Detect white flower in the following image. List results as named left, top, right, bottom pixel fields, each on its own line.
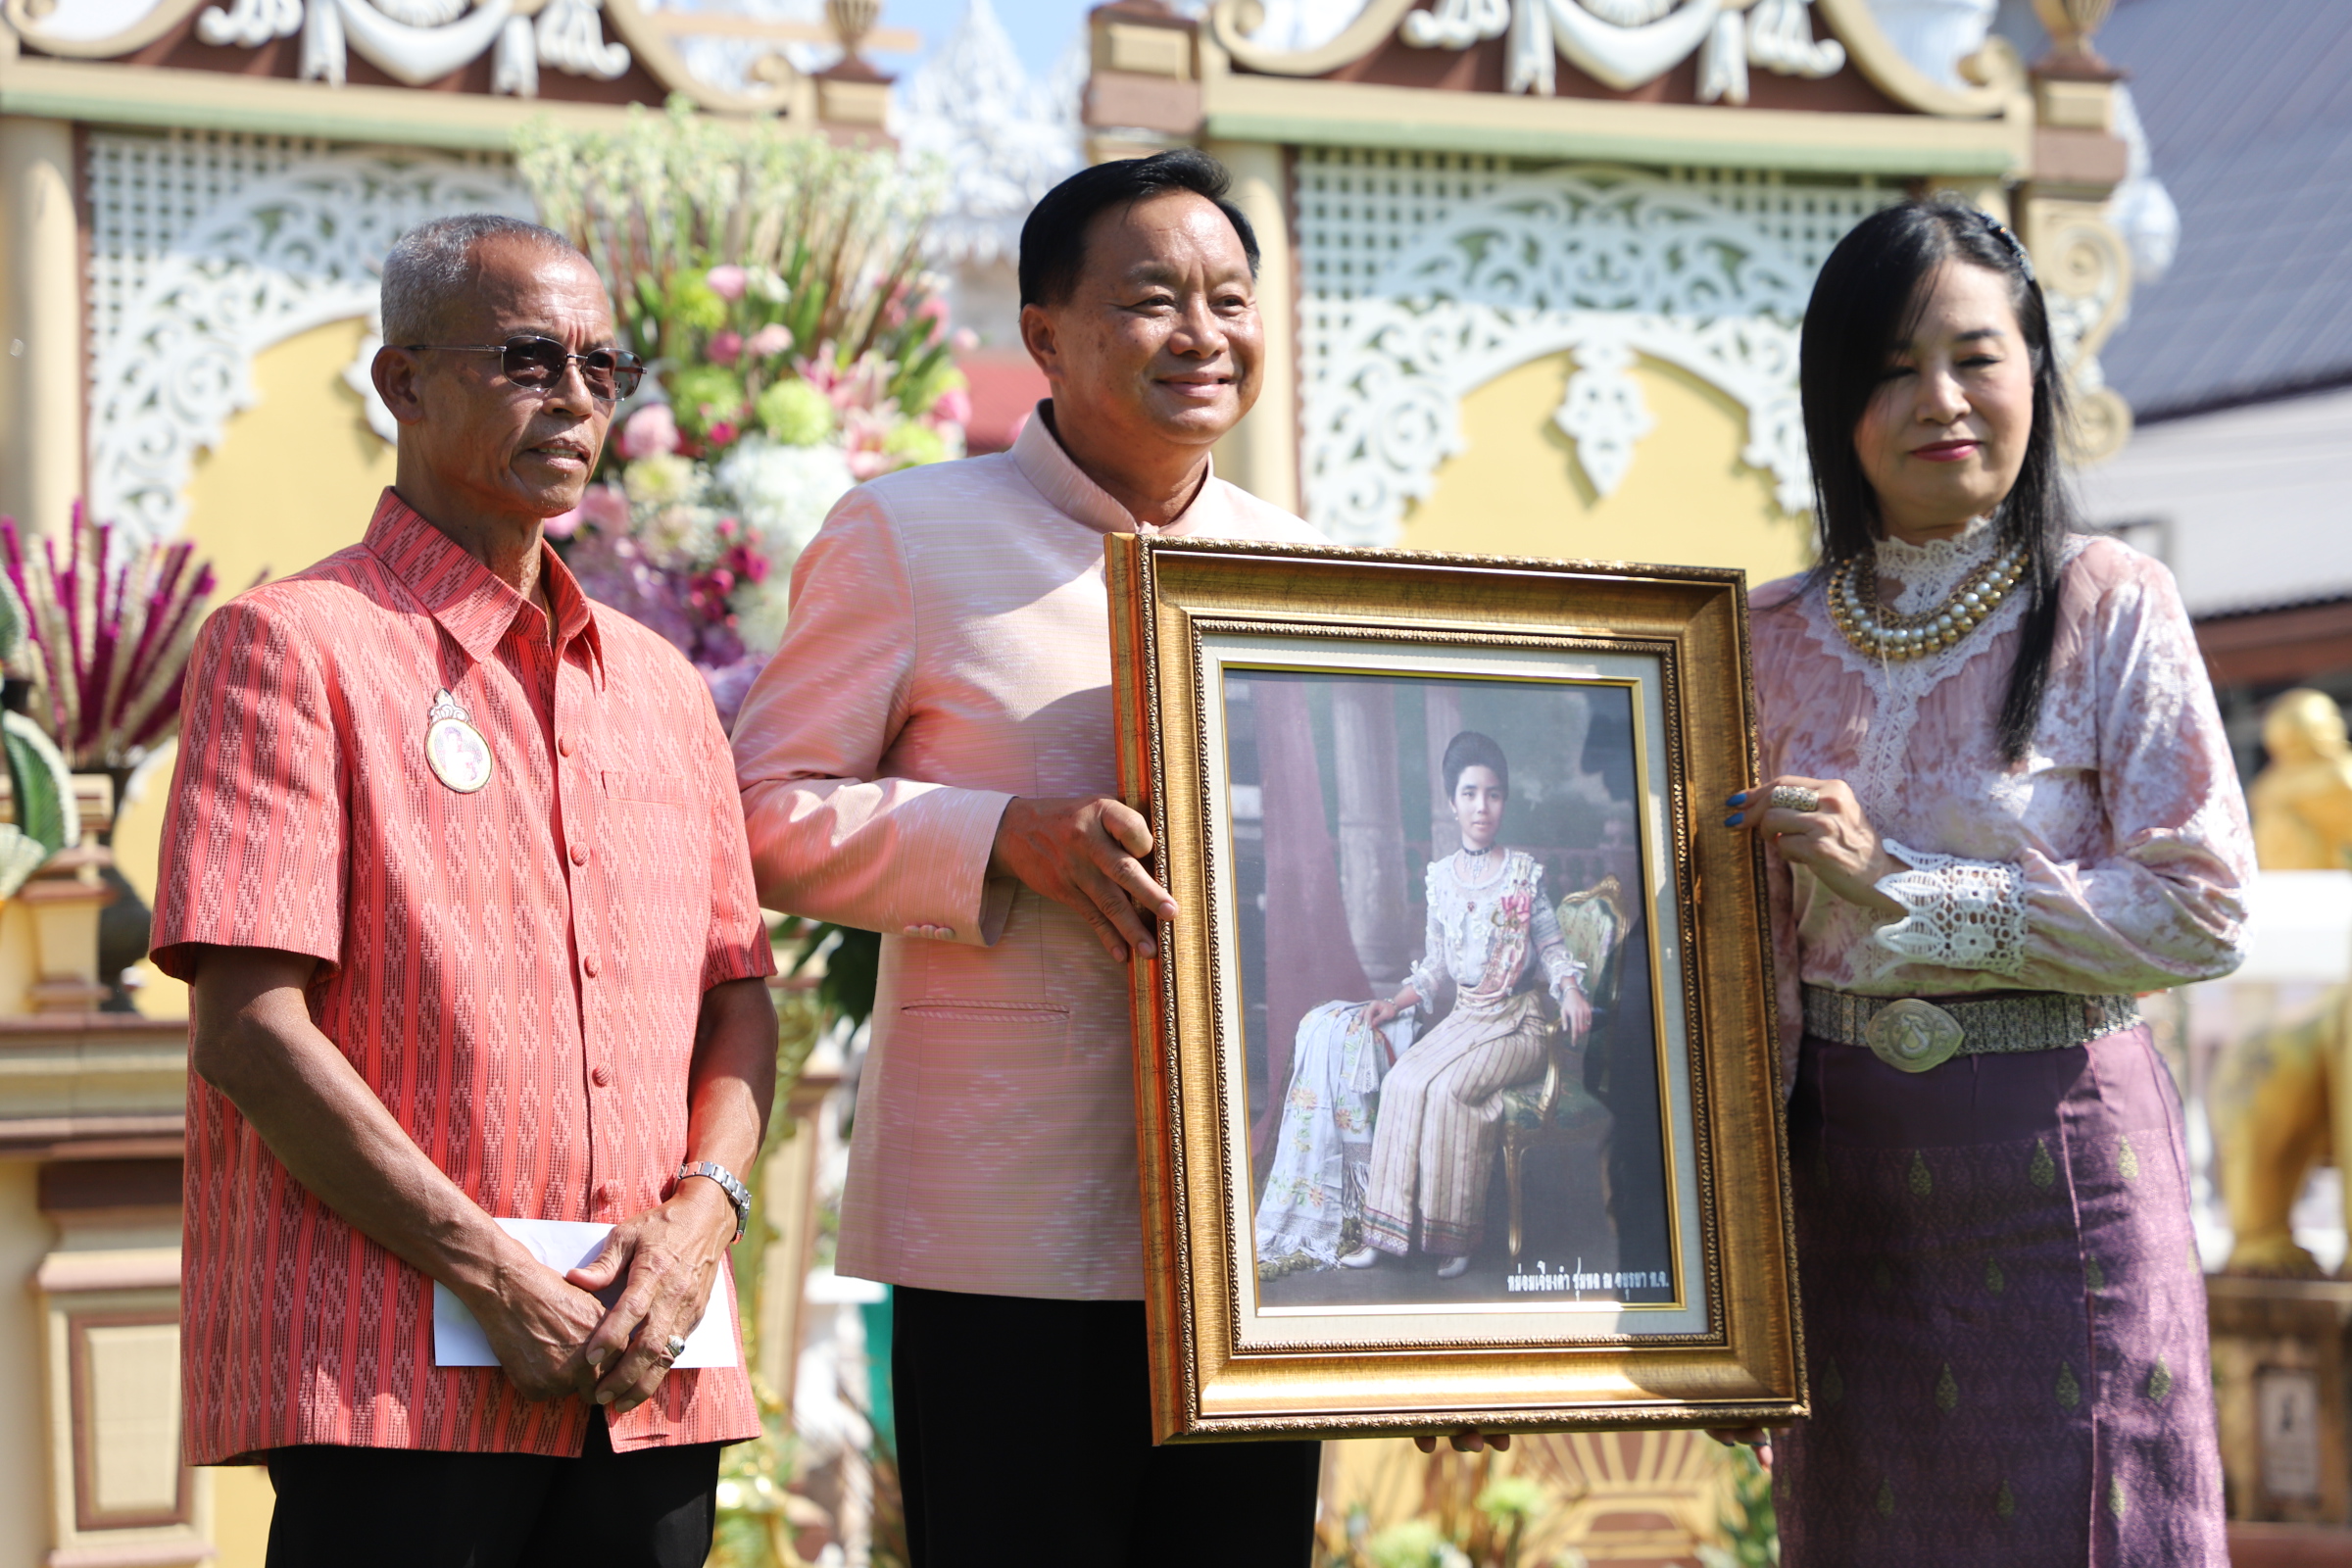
left=713, top=435, right=856, bottom=572
left=731, top=575, right=795, bottom=660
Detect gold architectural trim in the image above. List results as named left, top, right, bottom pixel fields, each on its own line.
left=1200, top=64, right=2031, bottom=174
left=599, top=0, right=811, bottom=119
left=0, top=51, right=652, bottom=147
left=1202, top=0, right=1416, bottom=76
left=1, top=0, right=206, bottom=59
left=1812, top=0, right=2024, bottom=118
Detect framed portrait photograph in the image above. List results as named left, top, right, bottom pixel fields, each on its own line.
left=1106, top=537, right=1801, bottom=1443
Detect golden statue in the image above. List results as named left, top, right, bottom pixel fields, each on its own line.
left=2249, top=689, right=2352, bottom=871
left=2215, top=690, right=2352, bottom=1276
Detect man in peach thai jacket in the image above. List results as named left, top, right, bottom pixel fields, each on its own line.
left=732, top=153, right=1323, bottom=1564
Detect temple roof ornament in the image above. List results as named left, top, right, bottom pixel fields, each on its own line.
left=894, top=0, right=1082, bottom=269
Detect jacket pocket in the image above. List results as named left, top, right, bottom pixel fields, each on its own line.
left=900, top=1001, right=1071, bottom=1024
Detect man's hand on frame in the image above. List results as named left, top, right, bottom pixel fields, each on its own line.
left=989, top=795, right=1178, bottom=962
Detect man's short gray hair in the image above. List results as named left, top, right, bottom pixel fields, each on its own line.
left=380, top=213, right=588, bottom=345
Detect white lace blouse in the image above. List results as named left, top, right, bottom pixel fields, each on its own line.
left=1402, top=850, right=1585, bottom=1018
left=1749, top=521, right=2254, bottom=1080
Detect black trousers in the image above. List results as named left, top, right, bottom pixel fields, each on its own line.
left=265, top=1410, right=720, bottom=1568
left=894, top=1286, right=1321, bottom=1567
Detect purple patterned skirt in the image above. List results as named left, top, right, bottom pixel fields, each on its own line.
left=1773, top=1026, right=2226, bottom=1566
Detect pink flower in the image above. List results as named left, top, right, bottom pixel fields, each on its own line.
left=705, top=265, right=749, bottom=301
left=949, top=327, right=979, bottom=354
left=541, top=507, right=582, bottom=540
left=580, top=483, right=631, bottom=532
left=914, top=297, right=950, bottom=341
left=617, top=404, right=679, bottom=460
left=707, top=419, right=739, bottom=449
left=746, top=323, right=794, bottom=360
left=931, top=387, right=972, bottom=427
left=709, top=330, right=745, bottom=364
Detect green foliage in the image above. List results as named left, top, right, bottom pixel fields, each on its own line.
left=1695, top=1446, right=1780, bottom=1568
left=1321, top=1450, right=1588, bottom=1568
left=0, top=711, right=74, bottom=899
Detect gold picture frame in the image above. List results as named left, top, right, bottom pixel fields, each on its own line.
left=1106, top=536, right=1802, bottom=1443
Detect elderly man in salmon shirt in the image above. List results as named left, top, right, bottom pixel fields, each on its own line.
left=731, top=151, right=1325, bottom=1564
left=151, top=214, right=777, bottom=1568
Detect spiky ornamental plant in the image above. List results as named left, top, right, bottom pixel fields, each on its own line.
left=0, top=508, right=221, bottom=811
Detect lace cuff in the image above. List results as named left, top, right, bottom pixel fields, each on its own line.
left=1539, top=945, right=1587, bottom=1008
left=1873, top=840, right=2030, bottom=977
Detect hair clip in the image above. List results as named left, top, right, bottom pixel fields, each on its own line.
left=1978, top=211, right=2036, bottom=284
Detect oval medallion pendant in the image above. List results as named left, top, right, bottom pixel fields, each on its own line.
left=424, top=688, right=494, bottom=795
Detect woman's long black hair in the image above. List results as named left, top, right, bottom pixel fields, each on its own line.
left=1795, top=198, right=2073, bottom=764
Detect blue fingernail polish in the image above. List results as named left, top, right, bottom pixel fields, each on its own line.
left=1725, top=813, right=1743, bottom=827
left=1729, top=792, right=1747, bottom=807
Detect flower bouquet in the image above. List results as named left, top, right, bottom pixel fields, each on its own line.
left=518, top=100, right=970, bottom=725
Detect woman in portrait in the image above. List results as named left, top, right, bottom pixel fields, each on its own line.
left=1280, top=729, right=1592, bottom=1281
left=1729, top=200, right=2250, bottom=1562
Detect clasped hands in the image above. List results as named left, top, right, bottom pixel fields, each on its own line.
left=460, top=1177, right=738, bottom=1414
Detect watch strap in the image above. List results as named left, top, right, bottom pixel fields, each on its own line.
left=677, top=1160, right=752, bottom=1242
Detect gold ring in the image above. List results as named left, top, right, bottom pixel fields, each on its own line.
left=1770, top=785, right=1820, bottom=813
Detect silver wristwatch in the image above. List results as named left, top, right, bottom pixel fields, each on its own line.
left=677, top=1160, right=752, bottom=1242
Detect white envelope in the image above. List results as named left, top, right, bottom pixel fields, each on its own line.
left=432, top=1217, right=737, bottom=1369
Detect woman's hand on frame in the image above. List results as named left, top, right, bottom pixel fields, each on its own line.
left=1728, top=776, right=1906, bottom=923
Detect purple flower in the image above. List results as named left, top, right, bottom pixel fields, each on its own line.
left=709, top=330, right=745, bottom=365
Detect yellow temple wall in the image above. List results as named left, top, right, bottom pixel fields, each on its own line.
left=181, top=318, right=391, bottom=611
left=1398, top=351, right=1814, bottom=587
left=0, top=1159, right=52, bottom=1568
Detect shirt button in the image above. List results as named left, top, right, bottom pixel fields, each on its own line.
left=591, top=1064, right=612, bottom=1087
left=559, top=735, right=577, bottom=758
left=583, top=955, right=602, bottom=978
left=570, top=844, right=588, bottom=866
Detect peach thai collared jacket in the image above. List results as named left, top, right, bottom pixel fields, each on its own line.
left=732, top=408, right=1323, bottom=1299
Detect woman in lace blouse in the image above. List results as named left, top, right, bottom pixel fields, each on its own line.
left=1726, top=201, right=2250, bottom=1563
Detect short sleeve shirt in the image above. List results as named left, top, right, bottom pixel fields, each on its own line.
left=151, top=490, right=774, bottom=1462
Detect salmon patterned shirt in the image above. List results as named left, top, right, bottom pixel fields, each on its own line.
left=151, top=491, right=773, bottom=1462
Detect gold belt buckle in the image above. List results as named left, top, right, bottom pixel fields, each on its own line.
left=1865, top=1000, right=1964, bottom=1073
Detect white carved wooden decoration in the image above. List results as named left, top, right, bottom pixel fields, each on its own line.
left=1296, top=149, right=1892, bottom=544
left=185, top=0, right=630, bottom=93
left=87, top=132, right=529, bottom=540
left=1399, top=0, right=1842, bottom=101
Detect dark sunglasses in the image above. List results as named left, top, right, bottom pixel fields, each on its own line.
left=401, top=335, right=646, bottom=402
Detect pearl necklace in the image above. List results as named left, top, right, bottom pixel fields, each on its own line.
left=1827, top=538, right=2028, bottom=662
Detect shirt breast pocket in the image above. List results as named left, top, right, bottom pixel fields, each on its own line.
left=603, top=770, right=689, bottom=808
left=597, top=770, right=704, bottom=950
